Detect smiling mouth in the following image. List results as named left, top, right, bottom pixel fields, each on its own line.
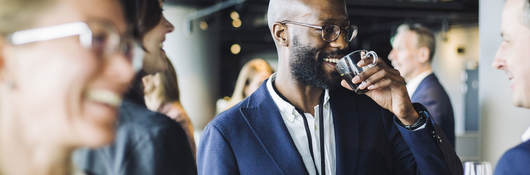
left=323, top=57, right=340, bottom=64
left=86, top=89, right=123, bottom=108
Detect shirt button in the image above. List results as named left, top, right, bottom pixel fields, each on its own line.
left=289, top=112, right=296, bottom=122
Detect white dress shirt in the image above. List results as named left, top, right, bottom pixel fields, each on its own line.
left=406, top=70, right=433, bottom=98
left=522, top=126, right=530, bottom=142
left=266, top=74, right=336, bottom=175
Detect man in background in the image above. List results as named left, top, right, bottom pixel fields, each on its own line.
left=388, top=23, right=456, bottom=146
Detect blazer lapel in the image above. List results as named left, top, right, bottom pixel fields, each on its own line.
left=411, top=73, right=435, bottom=101
left=240, top=82, right=308, bottom=175
left=330, top=88, right=360, bottom=175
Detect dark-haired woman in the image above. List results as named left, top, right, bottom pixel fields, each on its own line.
left=73, top=0, right=196, bottom=174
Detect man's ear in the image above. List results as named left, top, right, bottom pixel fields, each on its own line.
left=272, top=23, right=289, bottom=47
left=0, top=39, right=5, bottom=75
left=418, top=47, right=431, bottom=64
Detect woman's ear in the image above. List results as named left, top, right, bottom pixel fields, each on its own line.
left=272, top=23, right=289, bottom=47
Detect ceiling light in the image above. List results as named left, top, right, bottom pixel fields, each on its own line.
left=230, top=44, right=241, bottom=55
left=230, top=11, right=240, bottom=20
left=232, top=19, right=242, bottom=28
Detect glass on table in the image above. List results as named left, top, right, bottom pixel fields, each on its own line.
left=464, top=161, right=492, bottom=175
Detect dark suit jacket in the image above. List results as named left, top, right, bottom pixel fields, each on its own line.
left=411, top=73, right=456, bottom=146
left=494, top=140, right=530, bottom=175
left=73, top=99, right=197, bottom=175
left=197, top=79, right=463, bottom=175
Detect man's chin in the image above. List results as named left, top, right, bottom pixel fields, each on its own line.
left=323, top=74, right=341, bottom=89
left=514, top=95, right=530, bottom=109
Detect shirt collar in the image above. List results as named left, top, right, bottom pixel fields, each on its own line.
left=406, top=70, right=433, bottom=98
left=522, top=126, right=530, bottom=142
left=266, top=73, right=330, bottom=120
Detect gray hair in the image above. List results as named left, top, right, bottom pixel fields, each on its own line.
left=0, top=0, right=56, bottom=35
left=395, top=23, right=436, bottom=62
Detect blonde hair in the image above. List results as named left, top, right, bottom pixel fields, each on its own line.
left=0, top=0, right=56, bottom=35
left=230, top=59, right=274, bottom=102
left=144, top=54, right=180, bottom=109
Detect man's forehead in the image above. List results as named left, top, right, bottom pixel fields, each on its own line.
left=293, top=1, right=348, bottom=23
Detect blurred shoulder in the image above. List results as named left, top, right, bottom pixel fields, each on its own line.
left=118, top=100, right=186, bottom=137
left=495, top=140, right=530, bottom=175
left=208, top=97, right=249, bottom=132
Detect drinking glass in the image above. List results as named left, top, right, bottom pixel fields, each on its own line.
left=464, top=161, right=492, bottom=175
left=336, top=49, right=378, bottom=94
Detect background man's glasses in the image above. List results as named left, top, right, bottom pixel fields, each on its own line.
left=278, top=20, right=358, bottom=43
left=6, top=20, right=144, bottom=72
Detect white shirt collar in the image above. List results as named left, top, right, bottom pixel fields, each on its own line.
left=266, top=73, right=330, bottom=121
left=522, top=126, right=530, bottom=142
left=405, top=70, right=433, bottom=98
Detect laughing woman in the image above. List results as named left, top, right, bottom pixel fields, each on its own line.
left=0, top=0, right=137, bottom=174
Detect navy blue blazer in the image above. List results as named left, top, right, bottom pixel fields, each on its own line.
left=494, top=140, right=530, bottom=175
left=198, top=79, right=462, bottom=175
left=411, top=74, right=455, bottom=146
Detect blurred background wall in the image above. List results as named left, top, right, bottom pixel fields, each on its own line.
left=163, top=6, right=221, bottom=139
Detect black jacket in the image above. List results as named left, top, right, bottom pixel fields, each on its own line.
left=74, top=72, right=197, bottom=175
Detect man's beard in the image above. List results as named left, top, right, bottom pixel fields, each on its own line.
left=289, top=37, right=342, bottom=89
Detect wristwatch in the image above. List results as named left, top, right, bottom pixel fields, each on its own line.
left=402, top=103, right=429, bottom=130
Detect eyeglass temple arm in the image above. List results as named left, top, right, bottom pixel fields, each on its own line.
left=278, top=20, right=322, bottom=30
left=7, top=22, right=92, bottom=46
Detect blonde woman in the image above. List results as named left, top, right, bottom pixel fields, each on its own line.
left=0, top=0, right=137, bottom=174
left=143, top=55, right=195, bottom=155
left=216, top=59, right=274, bottom=113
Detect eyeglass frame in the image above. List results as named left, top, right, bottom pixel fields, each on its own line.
left=4, top=20, right=144, bottom=72
left=277, top=20, right=359, bottom=43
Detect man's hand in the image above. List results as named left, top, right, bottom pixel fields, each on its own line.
left=340, top=57, right=419, bottom=125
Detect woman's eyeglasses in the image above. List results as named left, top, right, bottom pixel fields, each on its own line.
left=6, top=20, right=144, bottom=72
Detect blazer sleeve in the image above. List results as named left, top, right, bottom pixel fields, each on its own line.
left=197, top=124, right=239, bottom=175
left=393, top=106, right=463, bottom=175
left=120, top=118, right=197, bottom=175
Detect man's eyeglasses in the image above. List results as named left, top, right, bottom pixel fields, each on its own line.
left=278, top=20, right=358, bottom=43
left=6, top=20, right=144, bottom=72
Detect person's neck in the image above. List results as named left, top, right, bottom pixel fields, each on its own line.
left=0, top=98, right=73, bottom=175
left=23, top=145, right=73, bottom=175
left=405, top=65, right=432, bottom=82
left=274, top=71, right=323, bottom=115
